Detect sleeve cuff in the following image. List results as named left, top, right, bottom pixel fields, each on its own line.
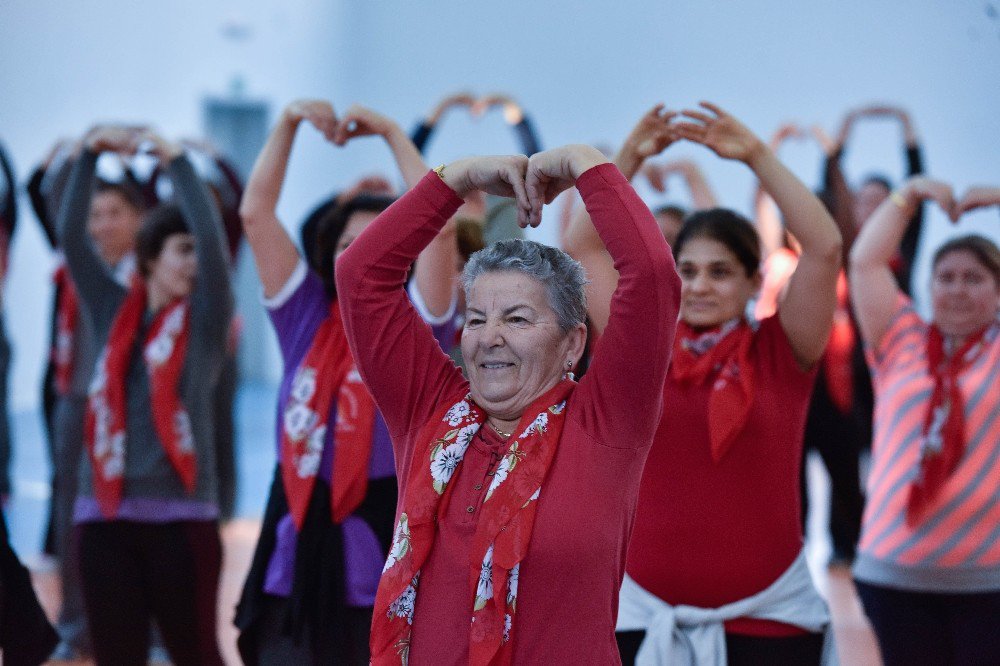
left=262, top=259, right=308, bottom=310
left=575, top=162, right=626, bottom=197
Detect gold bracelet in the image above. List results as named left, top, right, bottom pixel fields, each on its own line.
left=889, top=190, right=909, bottom=210
left=433, top=164, right=447, bottom=181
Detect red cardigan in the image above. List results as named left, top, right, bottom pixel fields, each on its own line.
left=336, top=164, right=679, bottom=663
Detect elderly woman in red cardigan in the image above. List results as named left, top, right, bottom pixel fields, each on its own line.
left=335, top=144, right=680, bottom=664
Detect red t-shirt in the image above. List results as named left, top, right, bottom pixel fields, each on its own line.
left=626, top=315, right=817, bottom=636
left=337, top=165, right=680, bottom=663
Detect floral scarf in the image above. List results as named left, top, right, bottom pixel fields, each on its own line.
left=85, top=279, right=195, bottom=518
left=370, top=378, right=575, bottom=665
left=280, top=300, right=376, bottom=529
left=907, top=319, right=998, bottom=524
left=671, top=318, right=754, bottom=463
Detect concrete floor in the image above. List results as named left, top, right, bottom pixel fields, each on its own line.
left=5, top=381, right=883, bottom=665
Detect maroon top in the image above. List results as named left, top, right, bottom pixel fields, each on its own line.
left=336, top=164, right=679, bottom=663
left=626, top=315, right=818, bottom=636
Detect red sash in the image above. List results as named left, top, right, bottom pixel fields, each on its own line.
left=85, top=279, right=195, bottom=518
left=907, top=322, right=994, bottom=524
left=370, top=379, right=574, bottom=665
left=53, top=263, right=80, bottom=395
left=671, top=319, right=754, bottom=463
left=279, top=301, right=376, bottom=529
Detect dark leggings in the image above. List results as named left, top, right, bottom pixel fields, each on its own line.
left=616, top=629, right=824, bottom=665
left=78, top=520, right=223, bottom=666
left=855, top=580, right=1000, bottom=666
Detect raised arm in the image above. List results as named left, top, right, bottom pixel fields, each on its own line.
left=0, top=141, right=17, bottom=240
left=334, top=104, right=459, bottom=319
left=850, top=177, right=955, bottom=347
left=956, top=186, right=1000, bottom=215
left=335, top=155, right=530, bottom=440
left=752, top=123, right=803, bottom=257
left=812, top=125, right=858, bottom=262
left=526, top=145, right=680, bottom=446
left=143, top=130, right=233, bottom=342
left=239, top=99, right=336, bottom=298
left=410, top=91, right=475, bottom=154
left=57, top=127, right=132, bottom=313
left=473, top=93, right=542, bottom=155
left=675, top=102, right=842, bottom=369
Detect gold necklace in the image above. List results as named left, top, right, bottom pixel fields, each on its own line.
left=488, top=420, right=512, bottom=439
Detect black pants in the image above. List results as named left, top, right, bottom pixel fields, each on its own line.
left=250, top=594, right=372, bottom=666
left=616, top=629, right=824, bottom=665
left=856, top=580, right=1000, bottom=665
left=78, top=520, right=223, bottom=666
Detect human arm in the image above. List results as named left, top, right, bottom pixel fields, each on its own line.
left=849, top=176, right=955, bottom=347
left=333, top=104, right=458, bottom=318
left=56, top=127, right=131, bottom=312
left=956, top=186, right=1000, bottom=214
left=0, top=142, right=16, bottom=240
left=473, top=93, right=542, bottom=155
left=526, top=146, right=680, bottom=447
left=239, top=99, right=336, bottom=299
left=674, top=102, right=842, bottom=368
left=410, top=92, right=475, bottom=154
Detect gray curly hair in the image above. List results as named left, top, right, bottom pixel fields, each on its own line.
left=461, top=239, right=588, bottom=331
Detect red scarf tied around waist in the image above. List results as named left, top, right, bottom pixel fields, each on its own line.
left=907, top=320, right=997, bottom=525
left=370, top=378, right=575, bottom=665
left=280, top=301, right=376, bottom=530
left=671, top=318, right=754, bottom=463
left=85, top=279, right=195, bottom=518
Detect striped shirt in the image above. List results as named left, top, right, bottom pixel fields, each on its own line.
left=854, top=295, right=1000, bottom=592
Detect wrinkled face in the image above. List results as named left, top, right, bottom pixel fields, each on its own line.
left=461, top=271, right=585, bottom=421
left=931, top=250, right=1000, bottom=338
left=655, top=211, right=684, bottom=246
left=676, top=236, right=759, bottom=329
left=88, top=191, right=143, bottom=264
left=854, top=181, right=890, bottom=228
left=335, top=211, right=379, bottom=260
left=147, top=233, right=197, bottom=300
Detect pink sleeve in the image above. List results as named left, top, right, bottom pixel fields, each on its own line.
left=335, top=172, right=469, bottom=441
left=571, top=164, right=681, bottom=449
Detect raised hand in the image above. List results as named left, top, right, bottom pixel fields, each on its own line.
left=134, top=128, right=183, bottom=162
left=333, top=104, right=400, bottom=146
left=439, top=155, right=531, bottom=226
left=614, top=104, right=677, bottom=180
left=285, top=99, right=338, bottom=141
left=472, top=93, right=524, bottom=124
left=83, top=124, right=145, bottom=155
left=339, top=174, right=396, bottom=202
left=903, top=177, right=958, bottom=222
left=769, top=122, right=803, bottom=151
left=672, top=102, right=766, bottom=164
left=956, top=186, right=1000, bottom=216
left=525, top=145, right=607, bottom=227
left=642, top=159, right=692, bottom=193
left=427, top=91, right=476, bottom=125
left=809, top=125, right=839, bottom=157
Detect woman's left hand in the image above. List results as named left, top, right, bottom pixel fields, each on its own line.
left=440, top=155, right=531, bottom=225
left=672, top=102, right=766, bottom=165
left=332, top=104, right=401, bottom=145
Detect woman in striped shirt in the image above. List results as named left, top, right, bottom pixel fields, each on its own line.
left=850, top=178, right=1000, bottom=665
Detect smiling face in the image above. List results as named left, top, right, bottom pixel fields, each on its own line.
left=461, top=271, right=586, bottom=423
left=931, top=249, right=1000, bottom=339
left=146, top=233, right=197, bottom=301
left=676, top=236, right=760, bottom=329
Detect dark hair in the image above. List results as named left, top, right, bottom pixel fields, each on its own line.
left=313, top=193, right=395, bottom=298
left=932, top=234, right=1000, bottom=285
left=860, top=174, right=892, bottom=192
left=454, top=217, right=485, bottom=263
left=673, top=208, right=761, bottom=277
left=136, top=204, right=189, bottom=277
left=94, top=178, right=145, bottom=212
left=654, top=204, right=687, bottom=221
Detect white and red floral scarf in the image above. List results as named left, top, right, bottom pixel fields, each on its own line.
left=280, top=300, right=376, bottom=529
left=85, top=279, right=195, bottom=518
left=370, top=378, right=575, bottom=665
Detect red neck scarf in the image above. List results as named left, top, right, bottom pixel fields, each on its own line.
left=370, top=379, right=575, bottom=665
left=279, top=301, right=376, bottom=529
left=671, top=318, right=754, bottom=463
left=85, top=279, right=195, bottom=518
left=53, top=263, right=80, bottom=395
left=907, top=320, right=997, bottom=524
left=822, top=271, right=856, bottom=414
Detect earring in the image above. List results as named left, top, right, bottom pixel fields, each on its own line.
left=566, top=360, right=573, bottom=368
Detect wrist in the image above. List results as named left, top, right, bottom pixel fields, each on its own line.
left=570, top=146, right=609, bottom=181
left=743, top=139, right=771, bottom=170
left=439, top=161, right=472, bottom=197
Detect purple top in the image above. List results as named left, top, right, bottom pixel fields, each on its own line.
left=263, top=261, right=455, bottom=605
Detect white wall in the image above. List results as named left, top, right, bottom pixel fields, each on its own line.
left=1, top=0, right=999, bottom=409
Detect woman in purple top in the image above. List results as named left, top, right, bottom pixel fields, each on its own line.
left=234, top=99, right=458, bottom=665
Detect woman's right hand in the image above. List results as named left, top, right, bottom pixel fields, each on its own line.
left=83, top=125, right=143, bottom=154
left=899, top=176, right=957, bottom=221
left=526, top=145, right=608, bottom=227
left=673, top=102, right=767, bottom=165
left=283, top=99, right=338, bottom=141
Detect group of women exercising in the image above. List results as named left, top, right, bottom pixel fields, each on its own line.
left=3, top=91, right=999, bottom=665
